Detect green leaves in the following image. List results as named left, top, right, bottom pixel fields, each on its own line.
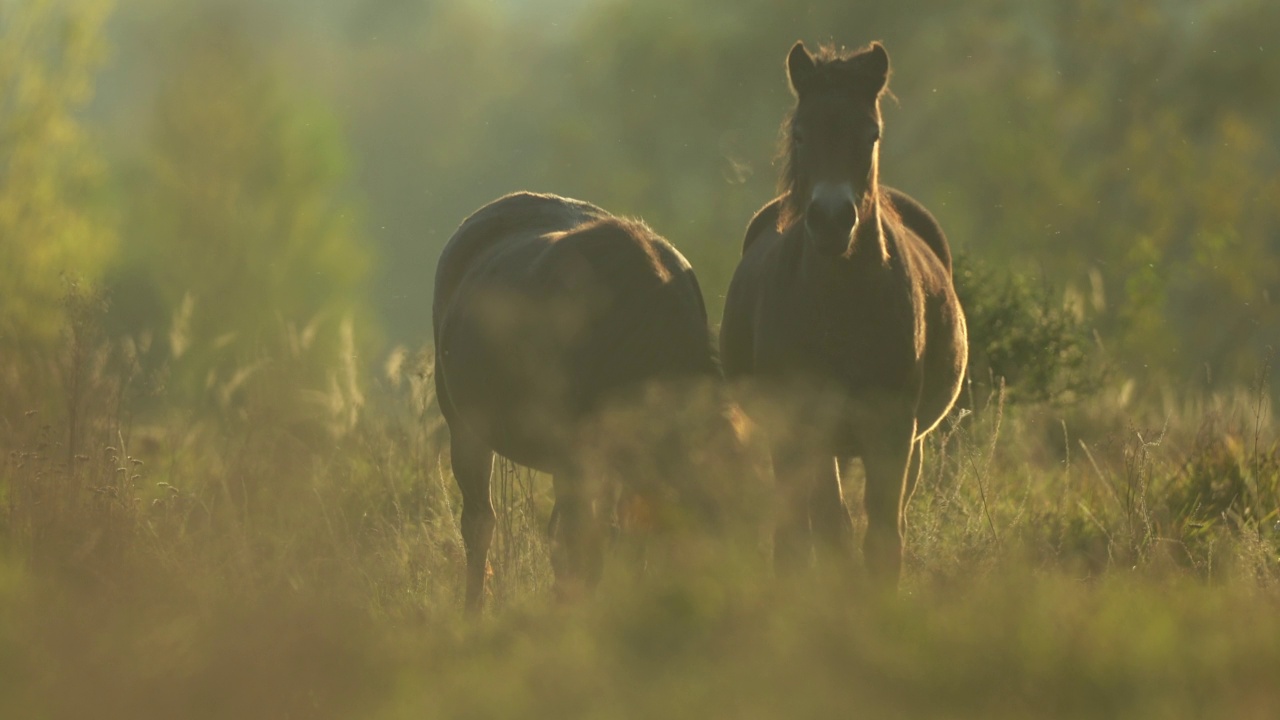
left=0, top=0, right=114, bottom=355
left=112, top=12, right=375, bottom=421
left=955, top=255, right=1104, bottom=406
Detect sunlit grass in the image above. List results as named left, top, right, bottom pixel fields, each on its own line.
left=2, top=317, right=1278, bottom=719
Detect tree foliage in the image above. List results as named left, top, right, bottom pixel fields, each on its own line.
left=310, top=0, right=1279, bottom=399
left=109, top=8, right=374, bottom=424
left=5, top=0, right=1279, bottom=415
left=0, top=0, right=114, bottom=373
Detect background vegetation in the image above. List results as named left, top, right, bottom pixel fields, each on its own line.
left=2, top=0, right=1278, bottom=717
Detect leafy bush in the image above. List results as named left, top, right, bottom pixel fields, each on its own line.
left=954, top=254, right=1105, bottom=406
left=0, top=0, right=115, bottom=381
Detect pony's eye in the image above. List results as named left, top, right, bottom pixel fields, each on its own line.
left=793, top=128, right=806, bottom=147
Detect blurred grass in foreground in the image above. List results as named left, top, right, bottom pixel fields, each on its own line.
left=2, top=540, right=1278, bottom=719
left=2, top=307, right=1277, bottom=720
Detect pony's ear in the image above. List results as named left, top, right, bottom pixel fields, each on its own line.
left=787, top=41, right=816, bottom=96
left=864, top=41, right=890, bottom=94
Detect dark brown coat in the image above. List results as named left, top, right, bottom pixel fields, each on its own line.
left=434, top=192, right=739, bottom=610
left=719, top=42, right=968, bottom=586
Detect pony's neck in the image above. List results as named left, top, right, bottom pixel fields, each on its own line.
left=847, top=184, right=889, bottom=265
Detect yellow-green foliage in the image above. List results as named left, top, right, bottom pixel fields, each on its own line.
left=0, top=0, right=114, bottom=368
left=344, top=0, right=1280, bottom=396
left=112, top=11, right=374, bottom=421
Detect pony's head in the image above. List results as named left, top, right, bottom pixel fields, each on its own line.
left=779, top=41, right=891, bottom=256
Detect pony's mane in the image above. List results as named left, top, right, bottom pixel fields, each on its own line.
left=776, top=43, right=894, bottom=232
left=774, top=108, right=802, bottom=231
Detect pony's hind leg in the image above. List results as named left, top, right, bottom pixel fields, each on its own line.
left=451, top=428, right=496, bottom=613
left=809, top=455, right=855, bottom=563
left=904, top=438, right=925, bottom=515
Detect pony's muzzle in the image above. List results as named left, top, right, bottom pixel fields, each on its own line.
left=805, top=184, right=857, bottom=252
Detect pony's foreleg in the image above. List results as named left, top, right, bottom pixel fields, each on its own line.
left=451, top=429, right=496, bottom=613
left=550, top=467, right=604, bottom=602
left=860, top=416, right=917, bottom=589
left=769, top=440, right=816, bottom=573
left=809, top=455, right=854, bottom=562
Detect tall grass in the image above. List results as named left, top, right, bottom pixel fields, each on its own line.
left=1, top=301, right=1277, bottom=719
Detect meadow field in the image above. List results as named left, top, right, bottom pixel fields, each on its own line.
left=1, top=324, right=1277, bottom=719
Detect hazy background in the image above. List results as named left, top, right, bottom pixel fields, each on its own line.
left=5, top=0, right=1280, bottom=414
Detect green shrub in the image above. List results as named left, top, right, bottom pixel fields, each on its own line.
left=954, top=254, right=1105, bottom=406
